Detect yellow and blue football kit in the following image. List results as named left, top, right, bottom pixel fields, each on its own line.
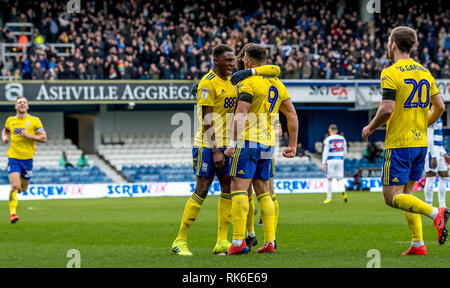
left=381, top=58, right=440, bottom=186
left=5, top=114, right=44, bottom=180
left=173, top=66, right=281, bottom=253
left=192, top=69, right=238, bottom=178
left=193, top=66, right=281, bottom=179
left=230, top=75, right=290, bottom=180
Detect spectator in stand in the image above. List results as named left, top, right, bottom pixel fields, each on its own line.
left=31, top=62, right=45, bottom=80
left=60, top=151, right=74, bottom=168
left=296, top=142, right=311, bottom=160
left=366, top=141, right=382, bottom=163
left=296, top=142, right=306, bottom=158
left=352, top=169, right=362, bottom=191
left=149, top=63, right=161, bottom=79
left=77, top=153, right=89, bottom=167
left=281, top=131, right=290, bottom=147
left=0, top=0, right=448, bottom=80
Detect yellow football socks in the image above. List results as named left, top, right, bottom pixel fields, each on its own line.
left=231, top=190, right=249, bottom=241
left=258, top=192, right=275, bottom=243
left=392, top=193, right=434, bottom=218
left=246, top=194, right=255, bottom=235
left=217, top=193, right=232, bottom=242
left=175, top=193, right=204, bottom=241
left=271, top=194, right=279, bottom=237
left=9, top=189, right=18, bottom=216
left=403, top=211, right=423, bottom=242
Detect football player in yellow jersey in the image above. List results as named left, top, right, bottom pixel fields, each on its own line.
left=1, top=96, right=47, bottom=224
left=245, top=123, right=282, bottom=252
left=232, top=43, right=281, bottom=252
left=172, top=44, right=281, bottom=256
left=224, top=44, right=298, bottom=254
left=362, top=26, right=449, bottom=255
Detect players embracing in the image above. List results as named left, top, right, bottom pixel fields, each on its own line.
left=171, top=44, right=281, bottom=256
left=224, top=44, right=298, bottom=255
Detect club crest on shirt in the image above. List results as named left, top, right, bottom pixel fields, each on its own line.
left=411, top=130, right=422, bottom=141
left=201, top=88, right=209, bottom=99
left=26, top=121, right=30, bottom=127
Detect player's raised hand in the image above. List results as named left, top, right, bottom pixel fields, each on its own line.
left=213, top=150, right=225, bottom=169
left=444, top=154, right=450, bottom=165
left=224, top=147, right=235, bottom=158
left=230, top=69, right=253, bottom=85
left=282, top=146, right=296, bottom=158
left=361, top=125, right=373, bottom=142
left=190, top=81, right=199, bottom=98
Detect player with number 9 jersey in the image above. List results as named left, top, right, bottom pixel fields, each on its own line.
left=235, top=75, right=290, bottom=147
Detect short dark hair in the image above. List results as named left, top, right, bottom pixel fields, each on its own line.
left=390, top=26, right=417, bottom=54
left=236, top=43, right=258, bottom=70
left=245, top=44, right=266, bottom=63
left=329, top=124, right=337, bottom=131
left=212, top=44, right=233, bottom=58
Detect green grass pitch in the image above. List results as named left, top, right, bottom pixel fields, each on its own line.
left=0, top=191, right=449, bottom=268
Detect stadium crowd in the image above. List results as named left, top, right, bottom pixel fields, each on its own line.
left=0, top=0, right=448, bottom=80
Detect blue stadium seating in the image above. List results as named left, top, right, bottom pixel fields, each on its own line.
left=0, top=166, right=113, bottom=185
left=344, top=157, right=384, bottom=175
left=444, top=135, right=450, bottom=154
left=122, top=161, right=326, bottom=182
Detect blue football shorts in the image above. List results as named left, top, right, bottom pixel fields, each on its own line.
left=229, top=140, right=275, bottom=181
left=382, top=147, right=427, bottom=186
left=8, top=158, right=33, bottom=181
left=192, top=146, right=230, bottom=178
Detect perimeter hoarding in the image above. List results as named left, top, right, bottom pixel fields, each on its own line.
left=1, top=80, right=448, bottom=105
left=0, top=177, right=435, bottom=201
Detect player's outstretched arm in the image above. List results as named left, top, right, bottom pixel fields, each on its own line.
left=428, top=93, right=445, bottom=127
left=230, top=65, right=280, bottom=85
left=279, top=98, right=298, bottom=158
left=202, top=105, right=225, bottom=169
left=254, top=65, right=280, bottom=77
left=362, top=99, right=395, bottom=142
